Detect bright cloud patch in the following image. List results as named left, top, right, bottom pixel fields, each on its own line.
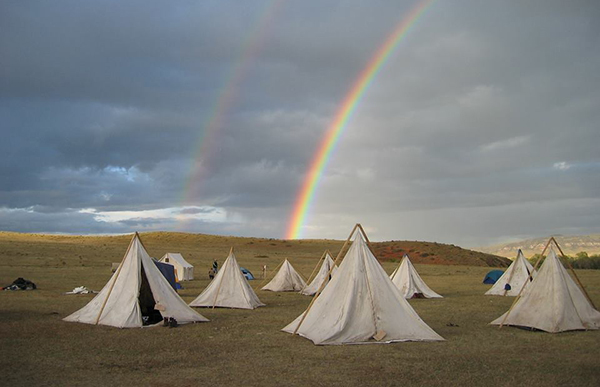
left=79, top=206, right=231, bottom=224
left=553, top=162, right=571, bottom=171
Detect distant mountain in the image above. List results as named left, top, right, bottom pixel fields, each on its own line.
left=476, top=234, right=600, bottom=258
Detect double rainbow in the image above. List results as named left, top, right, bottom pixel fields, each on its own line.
left=286, top=0, right=436, bottom=239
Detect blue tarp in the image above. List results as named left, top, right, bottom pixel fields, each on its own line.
left=154, top=260, right=182, bottom=290
left=240, top=267, right=255, bottom=280
left=483, top=269, right=504, bottom=284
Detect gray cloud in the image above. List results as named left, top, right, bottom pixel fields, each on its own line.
left=1, top=0, right=599, bottom=246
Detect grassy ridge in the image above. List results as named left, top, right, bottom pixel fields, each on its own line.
left=0, top=231, right=598, bottom=386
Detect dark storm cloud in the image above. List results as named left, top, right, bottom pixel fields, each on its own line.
left=0, top=0, right=599, bottom=244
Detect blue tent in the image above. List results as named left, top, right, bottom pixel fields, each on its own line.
left=240, top=267, right=255, bottom=280
left=483, top=270, right=504, bottom=284
left=154, top=260, right=183, bottom=291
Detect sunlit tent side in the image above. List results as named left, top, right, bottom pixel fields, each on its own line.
left=491, top=240, right=600, bottom=333
left=301, top=251, right=338, bottom=296
left=261, top=259, right=306, bottom=292
left=282, top=224, right=444, bottom=345
left=389, top=254, right=442, bottom=299
left=485, top=249, right=535, bottom=296
left=64, top=233, right=208, bottom=328
left=159, top=253, right=194, bottom=281
left=189, top=248, right=264, bottom=309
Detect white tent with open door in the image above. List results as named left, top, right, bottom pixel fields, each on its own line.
left=261, top=259, right=306, bottom=292
left=190, top=248, right=264, bottom=309
left=64, top=233, right=208, bottom=328
left=389, top=254, right=442, bottom=299
left=283, top=225, right=444, bottom=345
left=485, top=249, right=535, bottom=296
left=491, top=248, right=600, bottom=332
left=159, top=253, right=194, bottom=281
left=301, top=251, right=338, bottom=296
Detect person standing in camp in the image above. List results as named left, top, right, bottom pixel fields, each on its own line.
left=262, top=264, right=267, bottom=279
left=212, top=260, right=218, bottom=274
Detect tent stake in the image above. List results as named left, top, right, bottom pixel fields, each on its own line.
left=293, top=223, right=360, bottom=335
left=94, top=232, right=137, bottom=325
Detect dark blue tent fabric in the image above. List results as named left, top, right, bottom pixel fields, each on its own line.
left=483, top=270, right=504, bottom=284
left=240, top=267, right=255, bottom=280
left=153, top=260, right=181, bottom=291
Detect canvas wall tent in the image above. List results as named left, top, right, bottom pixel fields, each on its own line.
left=159, top=253, right=194, bottom=281
left=282, top=224, right=444, bottom=345
left=485, top=250, right=534, bottom=296
left=389, top=254, right=442, bottom=299
left=491, top=245, right=600, bottom=332
left=301, top=251, right=337, bottom=296
left=190, top=248, right=264, bottom=309
left=261, top=259, right=306, bottom=292
left=64, top=233, right=208, bottom=328
left=483, top=270, right=504, bottom=284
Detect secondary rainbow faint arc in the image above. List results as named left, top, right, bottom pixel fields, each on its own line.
left=286, top=0, right=436, bottom=239
left=181, top=0, right=283, bottom=206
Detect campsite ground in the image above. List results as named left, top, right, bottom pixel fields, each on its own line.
left=1, top=232, right=599, bottom=386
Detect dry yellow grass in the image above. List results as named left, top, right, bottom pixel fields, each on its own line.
left=0, top=231, right=599, bottom=386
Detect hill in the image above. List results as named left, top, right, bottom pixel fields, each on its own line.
left=476, top=234, right=600, bottom=258
left=0, top=231, right=510, bottom=269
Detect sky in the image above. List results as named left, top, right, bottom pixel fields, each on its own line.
left=1, top=0, right=599, bottom=247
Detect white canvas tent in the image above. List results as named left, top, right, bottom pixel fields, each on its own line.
left=389, top=254, right=442, bottom=299
left=261, top=259, right=306, bottom=292
left=485, top=249, right=535, bottom=296
left=159, top=253, right=194, bottom=281
left=491, top=244, right=600, bottom=332
left=301, top=251, right=337, bottom=296
left=282, top=224, right=444, bottom=345
left=189, top=248, right=264, bottom=309
left=64, top=233, right=208, bottom=328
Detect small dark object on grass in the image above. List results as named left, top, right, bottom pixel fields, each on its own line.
left=3, top=277, right=36, bottom=290
left=163, top=317, right=169, bottom=327
left=169, top=317, right=178, bottom=328
left=446, top=322, right=459, bottom=327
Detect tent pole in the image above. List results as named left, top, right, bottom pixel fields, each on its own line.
left=357, top=224, right=376, bottom=255
left=211, top=247, right=233, bottom=309
left=499, top=237, right=553, bottom=328
left=255, top=258, right=285, bottom=290
left=301, top=251, right=328, bottom=293
left=95, top=232, right=137, bottom=325
left=293, top=223, right=359, bottom=335
left=551, top=237, right=596, bottom=309
left=501, top=250, right=521, bottom=297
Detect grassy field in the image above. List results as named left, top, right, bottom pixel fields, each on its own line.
left=1, top=232, right=599, bottom=386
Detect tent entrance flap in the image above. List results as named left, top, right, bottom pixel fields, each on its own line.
left=139, top=267, right=162, bottom=325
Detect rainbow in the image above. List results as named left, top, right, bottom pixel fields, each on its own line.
left=286, top=0, right=436, bottom=239
left=182, top=0, right=283, bottom=206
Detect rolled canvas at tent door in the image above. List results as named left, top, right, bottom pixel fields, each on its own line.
left=282, top=231, right=444, bottom=345
left=190, top=249, right=264, bottom=309
left=262, top=259, right=306, bottom=292
left=301, top=252, right=338, bottom=296
left=491, top=249, right=600, bottom=332
left=485, top=250, right=535, bottom=296
left=389, top=254, right=442, bottom=299
left=159, top=253, right=194, bottom=281
left=64, top=234, right=208, bottom=328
